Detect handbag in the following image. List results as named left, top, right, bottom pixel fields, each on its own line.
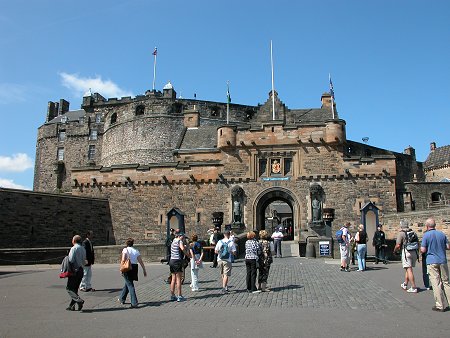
left=120, top=248, right=132, bottom=273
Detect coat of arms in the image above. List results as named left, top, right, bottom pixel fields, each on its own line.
left=271, top=159, right=281, bottom=174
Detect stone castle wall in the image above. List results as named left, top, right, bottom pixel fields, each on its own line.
left=0, top=188, right=114, bottom=248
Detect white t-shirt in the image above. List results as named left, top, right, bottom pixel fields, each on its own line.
left=341, top=227, right=350, bottom=246
left=215, top=238, right=236, bottom=263
left=122, top=246, right=140, bottom=264
left=271, top=231, right=284, bottom=240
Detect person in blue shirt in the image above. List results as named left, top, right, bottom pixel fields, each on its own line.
left=420, top=218, right=450, bottom=312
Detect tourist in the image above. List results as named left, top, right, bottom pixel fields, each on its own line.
left=258, top=230, right=273, bottom=292
left=420, top=218, right=450, bottom=312
left=271, top=227, right=284, bottom=258
left=245, top=231, right=261, bottom=293
left=393, top=221, right=418, bottom=293
left=214, top=229, right=236, bottom=294
left=66, top=235, right=86, bottom=311
left=189, top=234, right=204, bottom=291
left=118, top=238, right=147, bottom=308
left=372, top=224, right=387, bottom=264
left=80, top=230, right=95, bottom=292
left=355, top=224, right=368, bottom=271
left=169, top=232, right=190, bottom=302
left=210, top=227, right=223, bottom=268
left=339, top=222, right=351, bottom=272
left=165, top=228, right=176, bottom=263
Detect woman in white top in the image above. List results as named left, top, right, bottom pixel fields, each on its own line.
left=118, top=238, right=147, bottom=308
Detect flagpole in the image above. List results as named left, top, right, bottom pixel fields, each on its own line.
left=271, top=40, right=275, bottom=120
left=329, top=73, right=335, bottom=119
left=226, top=81, right=230, bottom=124
left=152, top=47, right=157, bottom=91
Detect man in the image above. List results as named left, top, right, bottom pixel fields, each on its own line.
left=210, top=227, right=223, bottom=268
left=80, top=230, right=95, bottom=292
left=215, top=229, right=237, bottom=294
left=420, top=218, right=450, bottom=312
left=394, top=221, right=418, bottom=293
left=339, top=222, right=351, bottom=272
left=372, top=224, right=387, bottom=264
left=271, top=227, right=284, bottom=258
left=66, top=235, right=86, bottom=311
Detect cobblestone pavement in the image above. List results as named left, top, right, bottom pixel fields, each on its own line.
left=98, top=257, right=409, bottom=311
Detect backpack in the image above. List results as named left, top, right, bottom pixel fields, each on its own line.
left=403, top=230, right=419, bottom=251
left=219, top=240, right=230, bottom=259
left=335, top=228, right=345, bottom=244
left=59, top=255, right=74, bottom=278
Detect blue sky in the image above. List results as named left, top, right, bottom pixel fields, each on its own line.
left=0, top=0, right=449, bottom=190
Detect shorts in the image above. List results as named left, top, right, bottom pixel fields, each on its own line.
left=401, top=249, right=417, bottom=268
left=169, top=259, right=183, bottom=273
left=219, top=260, right=232, bottom=276
left=340, top=244, right=349, bottom=260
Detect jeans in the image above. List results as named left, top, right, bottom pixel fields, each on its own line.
left=245, top=259, right=258, bottom=291
left=119, top=273, right=137, bottom=306
left=80, top=265, right=92, bottom=289
left=357, top=244, right=367, bottom=271
left=273, top=239, right=282, bottom=257
left=191, top=268, right=199, bottom=290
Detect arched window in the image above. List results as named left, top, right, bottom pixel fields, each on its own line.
left=110, top=113, right=117, bottom=125
left=210, top=106, right=220, bottom=117
left=135, top=105, right=145, bottom=116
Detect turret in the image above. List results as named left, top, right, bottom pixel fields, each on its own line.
left=217, top=125, right=237, bottom=148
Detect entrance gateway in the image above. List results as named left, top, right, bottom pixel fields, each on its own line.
left=252, top=187, right=300, bottom=241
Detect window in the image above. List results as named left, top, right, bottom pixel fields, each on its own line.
left=95, top=113, right=101, bottom=123
left=135, top=105, right=145, bottom=115
left=57, top=147, right=64, bottom=161
left=110, top=113, right=117, bottom=125
left=88, top=145, right=96, bottom=160
left=58, top=130, right=66, bottom=142
left=259, top=159, right=267, bottom=176
left=60, top=116, right=68, bottom=123
left=284, top=158, right=292, bottom=175
left=79, top=116, right=85, bottom=124
left=89, top=129, right=98, bottom=140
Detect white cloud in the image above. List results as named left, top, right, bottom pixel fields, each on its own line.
left=0, top=178, right=30, bottom=190
left=0, top=153, right=34, bottom=172
left=59, top=72, right=133, bottom=98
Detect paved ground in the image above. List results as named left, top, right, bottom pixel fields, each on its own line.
left=0, top=255, right=449, bottom=338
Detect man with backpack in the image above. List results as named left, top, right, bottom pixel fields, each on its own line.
left=394, top=221, right=419, bottom=293
left=420, top=218, right=450, bottom=312
left=214, top=229, right=237, bottom=294
left=337, top=222, right=351, bottom=272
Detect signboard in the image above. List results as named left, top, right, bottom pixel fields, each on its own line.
left=319, top=241, right=330, bottom=256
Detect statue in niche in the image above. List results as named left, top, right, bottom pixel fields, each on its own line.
left=231, top=186, right=244, bottom=226
left=312, top=197, right=322, bottom=222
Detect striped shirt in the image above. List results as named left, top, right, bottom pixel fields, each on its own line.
left=245, top=239, right=261, bottom=260
left=170, top=238, right=183, bottom=260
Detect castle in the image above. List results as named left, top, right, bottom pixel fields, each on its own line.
left=32, top=81, right=449, bottom=255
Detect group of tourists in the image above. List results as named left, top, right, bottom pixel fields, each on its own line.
left=337, top=217, right=450, bottom=312
left=63, top=217, right=448, bottom=313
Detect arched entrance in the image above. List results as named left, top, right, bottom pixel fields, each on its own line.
left=253, top=187, right=301, bottom=241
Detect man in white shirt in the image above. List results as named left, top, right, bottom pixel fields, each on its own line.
left=215, top=230, right=237, bottom=294
left=271, top=227, right=284, bottom=258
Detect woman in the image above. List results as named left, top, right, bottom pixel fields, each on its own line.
left=118, top=238, right=147, bottom=308
left=258, top=230, right=273, bottom=292
left=169, top=232, right=190, bottom=302
left=189, top=234, right=204, bottom=291
left=355, top=224, right=368, bottom=271
left=245, top=231, right=261, bottom=293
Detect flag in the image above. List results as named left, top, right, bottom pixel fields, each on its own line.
left=227, top=84, right=231, bottom=104
left=152, top=47, right=157, bottom=56
left=329, top=74, right=335, bottom=100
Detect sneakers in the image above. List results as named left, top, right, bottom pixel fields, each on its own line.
left=221, top=288, right=230, bottom=294
left=400, top=282, right=408, bottom=290
left=407, top=287, right=418, bottom=293
left=252, top=290, right=262, bottom=294
left=176, top=296, right=186, bottom=302
left=432, top=306, right=446, bottom=312
left=117, top=298, right=125, bottom=305
left=170, top=295, right=177, bottom=301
